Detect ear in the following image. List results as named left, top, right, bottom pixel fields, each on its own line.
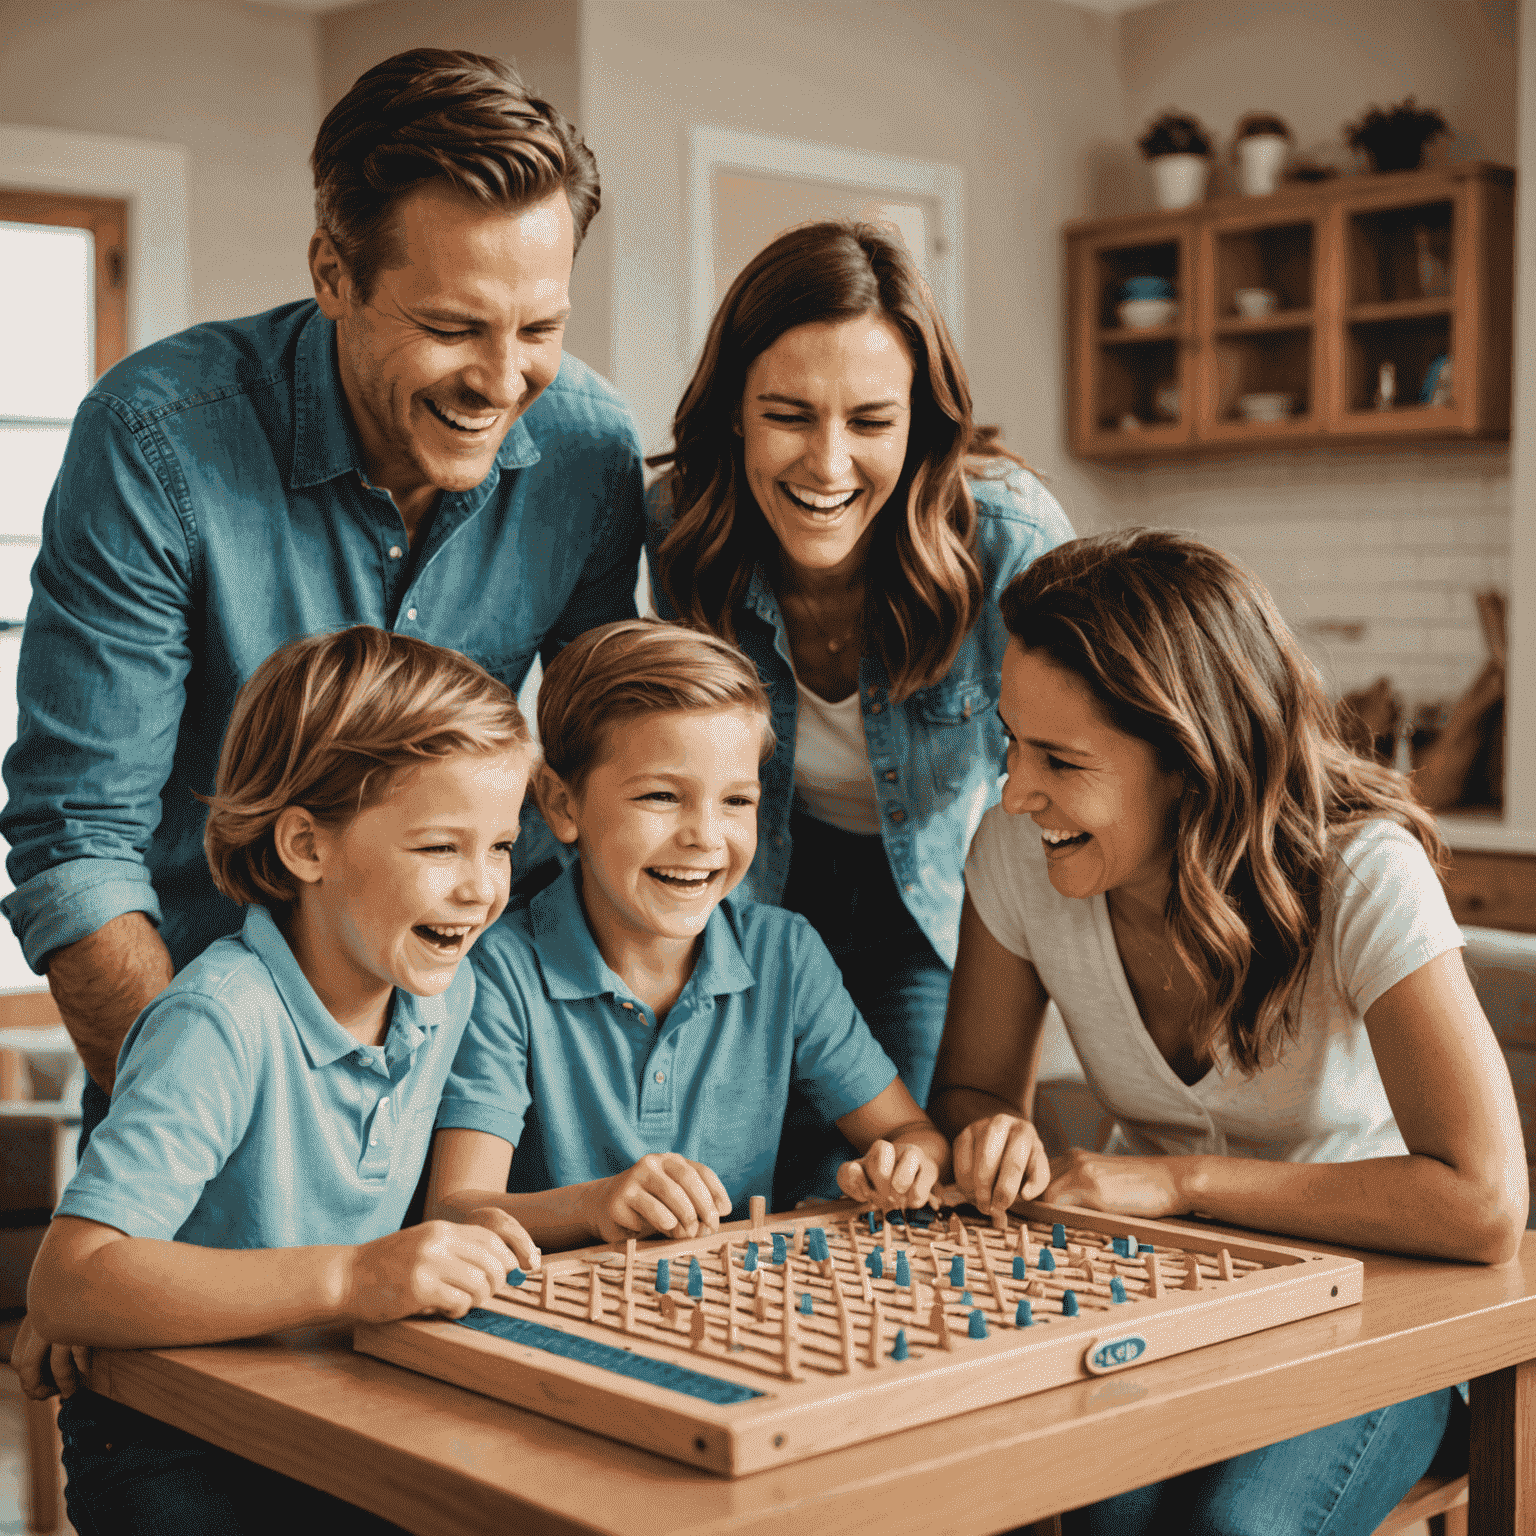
left=308, top=228, right=351, bottom=320
left=533, top=763, right=581, bottom=846
left=273, top=806, right=327, bottom=887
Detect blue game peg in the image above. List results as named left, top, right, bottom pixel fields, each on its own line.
left=1112, top=1237, right=1129, bottom=1258
left=507, top=1268, right=526, bottom=1287
left=949, top=1254, right=965, bottom=1287
left=968, top=1310, right=988, bottom=1340
left=744, top=1242, right=759, bottom=1272
left=1015, top=1298, right=1033, bottom=1327
left=1111, top=1277, right=1127, bottom=1303
left=891, top=1329, right=910, bottom=1361
left=1012, top=1256, right=1026, bottom=1280
left=1139, top=1243, right=1155, bottom=1254
left=959, top=1290, right=974, bottom=1306
left=1062, top=1289, right=1079, bottom=1317
left=687, top=1257, right=704, bottom=1298
left=1052, top=1223, right=1066, bottom=1249
left=890, top=1210, right=907, bottom=1227
left=867, top=1250, right=884, bottom=1279
left=799, top=1293, right=814, bottom=1315
left=1038, top=1248, right=1056, bottom=1273
left=772, top=1233, right=788, bottom=1265
left=807, top=1228, right=829, bottom=1262
left=895, top=1251, right=911, bottom=1287
left=655, top=1258, right=671, bottom=1294
left=865, top=1211, right=880, bottom=1235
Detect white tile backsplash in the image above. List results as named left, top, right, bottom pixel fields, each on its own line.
left=1099, top=444, right=1510, bottom=713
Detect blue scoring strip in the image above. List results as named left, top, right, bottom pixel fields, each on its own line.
left=455, top=1307, right=765, bottom=1405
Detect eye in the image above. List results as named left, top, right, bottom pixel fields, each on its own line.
left=1046, top=755, right=1079, bottom=773
left=764, top=412, right=810, bottom=425
left=415, top=842, right=457, bottom=854
left=492, top=839, right=517, bottom=856
left=852, top=417, right=896, bottom=431
left=725, top=793, right=759, bottom=809
left=637, top=790, right=678, bottom=804
left=424, top=326, right=471, bottom=341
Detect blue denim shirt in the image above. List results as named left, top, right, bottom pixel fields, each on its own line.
left=2, top=299, right=644, bottom=974
left=647, top=468, right=1073, bottom=967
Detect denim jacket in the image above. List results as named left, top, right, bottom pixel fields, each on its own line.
left=646, top=468, right=1073, bottom=967
left=3, top=300, right=644, bottom=974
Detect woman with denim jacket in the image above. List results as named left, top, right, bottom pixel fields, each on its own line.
left=646, top=221, right=1073, bottom=1207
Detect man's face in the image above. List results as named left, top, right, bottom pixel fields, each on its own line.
left=312, top=182, right=573, bottom=513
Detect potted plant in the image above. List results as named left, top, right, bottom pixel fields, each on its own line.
left=1137, top=111, right=1213, bottom=209
left=1344, top=98, right=1449, bottom=173
left=1233, top=112, right=1293, bottom=196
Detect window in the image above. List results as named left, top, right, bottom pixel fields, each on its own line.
left=0, top=189, right=128, bottom=987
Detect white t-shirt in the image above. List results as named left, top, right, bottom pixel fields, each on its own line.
left=964, top=810, right=1463, bottom=1163
left=793, top=679, right=882, bottom=836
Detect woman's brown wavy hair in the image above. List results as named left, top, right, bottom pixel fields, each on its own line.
left=999, top=528, right=1446, bottom=1073
left=649, top=220, right=1025, bottom=703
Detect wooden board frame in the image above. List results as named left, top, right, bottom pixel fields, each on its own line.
left=354, top=1199, right=1362, bottom=1476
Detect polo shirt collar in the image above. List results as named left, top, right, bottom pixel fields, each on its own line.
left=290, top=304, right=544, bottom=492
left=530, top=865, right=755, bottom=1002
left=238, top=903, right=442, bottom=1068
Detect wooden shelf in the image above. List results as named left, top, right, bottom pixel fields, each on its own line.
left=1066, top=162, right=1513, bottom=460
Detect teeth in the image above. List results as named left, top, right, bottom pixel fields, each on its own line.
left=1040, top=828, right=1086, bottom=845
left=783, top=484, right=859, bottom=511
left=430, top=399, right=498, bottom=431
left=421, top=923, right=474, bottom=936
left=649, top=867, right=718, bottom=881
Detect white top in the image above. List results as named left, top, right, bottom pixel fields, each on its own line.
left=794, top=679, right=881, bottom=835
left=964, top=811, right=1463, bottom=1164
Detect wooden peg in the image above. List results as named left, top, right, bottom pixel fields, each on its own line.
left=623, top=1237, right=636, bottom=1300
left=930, top=1298, right=952, bottom=1350
left=754, top=1285, right=769, bottom=1323
left=832, top=1267, right=855, bottom=1373
left=882, top=1214, right=894, bottom=1258
left=659, top=1292, right=679, bottom=1323
left=793, top=1225, right=806, bottom=1257
left=588, top=1263, right=604, bottom=1322
left=541, top=1265, right=556, bottom=1310
left=1184, top=1255, right=1203, bottom=1291
left=690, top=1302, right=708, bottom=1351
left=948, top=1212, right=966, bottom=1245
left=623, top=1294, right=636, bottom=1333
left=781, top=1259, right=800, bottom=1380
left=1016, top=1221, right=1030, bottom=1258
left=868, top=1296, right=885, bottom=1368
left=1146, top=1251, right=1163, bottom=1299
left=749, top=1194, right=767, bottom=1232
left=1218, top=1248, right=1235, bottom=1282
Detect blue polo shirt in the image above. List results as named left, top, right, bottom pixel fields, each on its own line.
left=437, top=867, right=898, bottom=1219
left=56, top=904, right=473, bottom=1249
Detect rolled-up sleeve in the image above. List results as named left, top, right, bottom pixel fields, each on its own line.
left=1, top=394, right=194, bottom=970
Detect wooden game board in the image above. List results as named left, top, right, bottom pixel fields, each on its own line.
left=353, top=1198, right=1362, bottom=1475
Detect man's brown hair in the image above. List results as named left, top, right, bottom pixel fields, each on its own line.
left=312, top=48, right=600, bottom=300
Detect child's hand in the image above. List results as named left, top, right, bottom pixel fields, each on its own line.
left=837, top=1139, right=941, bottom=1211
left=588, top=1154, right=733, bottom=1243
left=10, top=1313, right=90, bottom=1402
left=343, top=1220, right=515, bottom=1324
left=951, top=1113, right=1051, bottom=1215
left=462, top=1206, right=542, bottom=1273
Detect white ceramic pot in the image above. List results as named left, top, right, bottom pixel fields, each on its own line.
left=1236, top=134, right=1289, bottom=196
left=1150, top=153, right=1211, bottom=209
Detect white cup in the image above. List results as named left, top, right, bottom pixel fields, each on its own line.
left=1234, top=287, right=1279, bottom=319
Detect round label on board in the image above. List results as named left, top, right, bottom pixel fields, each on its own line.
left=1084, top=1333, right=1148, bottom=1375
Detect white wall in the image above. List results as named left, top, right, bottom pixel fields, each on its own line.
left=1105, top=0, right=1519, bottom=721
left=0, top=0, right=323, bottom=323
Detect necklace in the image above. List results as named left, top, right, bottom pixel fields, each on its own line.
left=786, top=587, right=861, bottom=655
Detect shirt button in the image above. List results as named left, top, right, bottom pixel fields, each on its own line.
left=884, top=770, right=898, bottom=782
left=388, top=545, right=402, bottom=559
left=889, top=808, right=906, bottom=824
left=869, top=702, right=884, bottom=714
left=621, top=1002, right=634, bottom=1010
left=379, top=1095, right=389, bottom=1106
left=369, top=1136, right=379, bottom=1146
left=905, top=882, right=916, bottom=894
left=406, top=607, right=418, bottom=621
left=655, top=1071, right=666, bottom=1084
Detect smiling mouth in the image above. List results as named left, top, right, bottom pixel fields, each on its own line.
left=425, top=397, right=500, bottom=435
left=413, top=922, right=477, bottom=955
left=1040, top=828, right=1091, bottom=852
left=645, top=866, right=722, bottom=895
left=780, top=482, right=861, bottom=514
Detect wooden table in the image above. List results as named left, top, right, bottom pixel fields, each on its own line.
left=82, top=1228, right=1536, bottom=1535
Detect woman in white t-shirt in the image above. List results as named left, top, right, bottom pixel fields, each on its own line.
left=929, top=528, right=1526, bottom=1536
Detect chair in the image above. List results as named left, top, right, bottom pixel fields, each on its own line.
left=0, top=987, right=81, bottom=1534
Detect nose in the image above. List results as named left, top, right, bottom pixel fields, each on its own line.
left=682, top=799, right=727, bottom=853
left=802, top=420, right=854, bottom=484
left=456, top=854, right=503, bottom=908
left=1000, top=755, right=1049, bottom=818
left=462, top=333, right=528, bottom=412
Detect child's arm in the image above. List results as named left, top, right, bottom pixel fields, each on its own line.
left=427, top=1127, right=732, bottom=1249
left=928, top=893, right=1054, bottom=1213
left=833, top=1079, right=951, bottom=1211
left=26, top=1212, right=518, bottom=1349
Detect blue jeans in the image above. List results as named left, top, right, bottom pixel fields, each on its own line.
left=60, top=1389, right=407, bottom=1535
left=1060, top=1385, right=1465, bottom=1536
left=772, top=809, right=953, bottom=1209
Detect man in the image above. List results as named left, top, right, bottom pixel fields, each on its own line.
left=3, top=48, right=640, bottom=1130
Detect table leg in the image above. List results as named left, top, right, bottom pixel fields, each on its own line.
left=1471, top=1361, right=1536, bottom=1533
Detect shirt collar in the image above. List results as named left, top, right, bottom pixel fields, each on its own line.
left=529, top=864, right=755, bottom=1003
left=289, top=303, right=543, bottom=492
left=239, top=903, right=442, bottom=1068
